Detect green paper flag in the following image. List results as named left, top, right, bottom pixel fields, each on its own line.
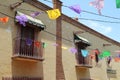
left=99, top=51, right=111, bottom=58
left=42, top=43, right=47, bottom=48
left=116, top=0, right=120, bottom=8
left=102, top=51, right=111, bottom=58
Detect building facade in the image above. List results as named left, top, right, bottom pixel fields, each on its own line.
left=0, top=0, right=120, bottom=80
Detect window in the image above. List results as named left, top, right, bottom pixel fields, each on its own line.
left=20, top=26, right=35, bottom=57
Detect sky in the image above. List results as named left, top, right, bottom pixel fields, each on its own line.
left=39, top=0, right=120, bottom=42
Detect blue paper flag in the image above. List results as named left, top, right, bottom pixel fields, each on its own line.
left=81, top=49, right=89, bottom=57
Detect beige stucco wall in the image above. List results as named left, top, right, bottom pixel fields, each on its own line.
left=0, top=0, right=15, bottom=77
left=61, top=21, right=120, bottom=80
left=0, top=0, right=120, bottom=80
left=0, top=0, right=56, bottom=80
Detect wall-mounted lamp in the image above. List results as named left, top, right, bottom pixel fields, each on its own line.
left=10, top=1, right=24, bottom=9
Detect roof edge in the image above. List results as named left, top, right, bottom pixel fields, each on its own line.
left=23, top=0, right=120, bottom=47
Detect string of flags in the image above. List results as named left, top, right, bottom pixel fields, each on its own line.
left=26, top=38, right=46, bottom=48
left=0, top=0, right=119, bottom=25
left=14, top=0, right=119, bottom=27
left=0, top=17, right=119, bottom=64
left=0, top=1, right=119, bottom=65
left=25, top=38, right=120, bottom=63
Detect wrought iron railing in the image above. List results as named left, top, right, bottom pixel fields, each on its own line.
left=13, top=37, right=44, bottom=61
left=77, top=55, right=92, bottom=68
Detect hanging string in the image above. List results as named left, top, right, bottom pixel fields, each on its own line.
left=81, top=10, right=120, bottom=21
left=0, top=3, right=120, bottom=24
left=0, top=8, right=119, bottom=50
left=0, top=10, right=97, bottom=52
left=76, top=17, right=120, bottom=23
left=0, top=3, right=44, bottom=13
left=0, top=10, right=120, bottom=59
left=0, top=10, right=74, bottom=43
left=43, top=0, right=120, bottom=21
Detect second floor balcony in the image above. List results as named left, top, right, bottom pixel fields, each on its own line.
left=12, top=37, right=44, bottom=62
left=76, top=55, right=92, bottom=68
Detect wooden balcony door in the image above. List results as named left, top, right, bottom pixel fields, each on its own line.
left=78, top=49, right=86, bottom=64
left=20, top=26, right=34, bottom=56
left=76, top=43, right=87, bottom=65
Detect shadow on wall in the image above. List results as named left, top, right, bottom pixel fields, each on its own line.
left=11, top=60, right=44, bottom=79
left=76, top=68, right=91, bottom=80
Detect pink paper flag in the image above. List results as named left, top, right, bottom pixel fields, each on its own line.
left=52, top=43, right=58, bottom=46
left=30, top=12, right=41, bottom=17
left=69, top=47, right=77, bottom=54
left=89, top=0, right=104, bottom=15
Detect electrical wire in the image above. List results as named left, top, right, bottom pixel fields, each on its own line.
left=44, top=30, right=73, bottom=43
left=0, top=3, right=120, bottom=24
left=43, top=0, right=120, bottom=21
left=0, top=3, right=41, bottom=12
left=77, top=17, right=120, bottom=23
left=0, top=10, right=116, bottom=52
left=0, top=2, right=120, bottom=44
left=0, top=1, right=119, bottom=59
left=0, top=6, right=119, bottom=53
left=0, top=11, right=74, bottom=43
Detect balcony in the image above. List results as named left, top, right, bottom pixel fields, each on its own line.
left=76, top=56, right=92, bottom=68
left=12, top=37, right=44, bottom=62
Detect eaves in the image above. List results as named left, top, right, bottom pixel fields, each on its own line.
left=23, top=0, right=120, bottom=47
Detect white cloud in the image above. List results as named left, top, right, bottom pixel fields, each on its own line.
left=82, top=21, right=112, bottom=34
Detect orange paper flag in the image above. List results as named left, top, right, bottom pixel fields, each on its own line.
left=0, top=17, right=9, bottom=23
left=114, top=57, right=120, bottom=62
left=90, top=54, right=95, bottom=59
left=34, top=41, right=40, bottom=48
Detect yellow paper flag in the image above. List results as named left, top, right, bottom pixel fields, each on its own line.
left=47, top=9, right=61, bottom=20
left=62, top=46, right=68, bottom=50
